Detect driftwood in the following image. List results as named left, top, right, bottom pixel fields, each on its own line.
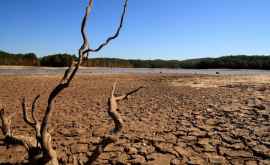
left=0, top=0, right=129, bottom=164
left=86, top=82, right=143, bottom=164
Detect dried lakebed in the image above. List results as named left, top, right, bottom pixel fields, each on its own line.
left=0, top=74, right=269, bottom=164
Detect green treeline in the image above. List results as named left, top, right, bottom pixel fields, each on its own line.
left=84, top=58, right=133, bottom=68
left=45, top=55, right=270, bottom=69
left=180, top=55, right=270, bottom=69
left=40, top=54, right=76, bottom=67
left=0, top=50, right=39, bottom=66
left=1, top=50, right=270, bottom=69
left=83, top=58, right=181, bottom=68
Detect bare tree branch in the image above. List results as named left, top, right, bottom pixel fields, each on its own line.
left=31, top=95, right=40, bottom=124
left=83, top=0, right=128, bottom=55
left=115, top=86, right=144, bottom=101
left=86, top=82, right=143, bottom=164
left=39, top=1, right=94, bottom=164
left=109, top=82, right=143, bottom=134
left=22, top=95, right=40, bottom=127
left=22, top=95, right=42, bottom=148
left=22, top=97, right=35, bottom=126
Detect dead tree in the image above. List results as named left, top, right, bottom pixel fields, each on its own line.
left=0, top=0, right=130, bottom=164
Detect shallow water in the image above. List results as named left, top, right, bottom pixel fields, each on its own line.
left=0, top=66, right=269, bottom=75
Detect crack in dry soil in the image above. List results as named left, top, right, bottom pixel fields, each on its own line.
left=0, top=74, right=269, bottom=165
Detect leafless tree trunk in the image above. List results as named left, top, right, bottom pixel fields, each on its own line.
left=0, top=0, right=130, bottom=164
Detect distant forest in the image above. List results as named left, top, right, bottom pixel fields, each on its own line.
left=0, top=50, right=39, bottom=66
left=1, top=50, right=270, bottom=69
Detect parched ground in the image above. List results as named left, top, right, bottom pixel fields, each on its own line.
left=0, top=74, right=269, bottom=165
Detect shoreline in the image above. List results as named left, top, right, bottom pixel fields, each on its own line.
left=0, top=66, right=270, bottom=76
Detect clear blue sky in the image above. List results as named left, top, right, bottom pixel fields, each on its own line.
left=1, top=0, right=270, bottom=60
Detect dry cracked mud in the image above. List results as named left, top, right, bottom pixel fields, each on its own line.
left=0, top=74, right=269, bottom=165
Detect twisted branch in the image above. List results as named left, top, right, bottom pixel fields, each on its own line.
left=86, top=82, right=143, bottom=164
left=39, top=1, right=94, bottom=164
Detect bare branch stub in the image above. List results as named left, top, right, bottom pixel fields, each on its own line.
left=22, top=95, right=41, bottom=128
left=86, top=82, right=143, bottom=164
left=22, top=95, right=42, bottom=149
left=109, top=83, right=144, bottom=134
left=22, top=97, right=35, bottom=126
left=31, top=95, right=40, bottom=124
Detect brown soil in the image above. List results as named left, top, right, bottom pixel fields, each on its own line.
left=0, top=74, right=269, bottom=165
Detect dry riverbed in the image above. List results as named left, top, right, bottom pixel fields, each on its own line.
left=0, top=74, right=269, bottom=164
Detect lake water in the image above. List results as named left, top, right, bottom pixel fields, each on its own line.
left=0, top=66, right=269, bottom=76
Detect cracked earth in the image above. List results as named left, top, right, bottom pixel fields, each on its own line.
left=0, top=74, right=269, bottom=164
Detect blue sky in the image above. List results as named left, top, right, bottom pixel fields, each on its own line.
left=1, top=0, right=270, bottom=60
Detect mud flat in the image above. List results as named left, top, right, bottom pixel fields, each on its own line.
left=0, top=74, right=269, bottom=164
left=0, top=66, right=270, bottom=75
